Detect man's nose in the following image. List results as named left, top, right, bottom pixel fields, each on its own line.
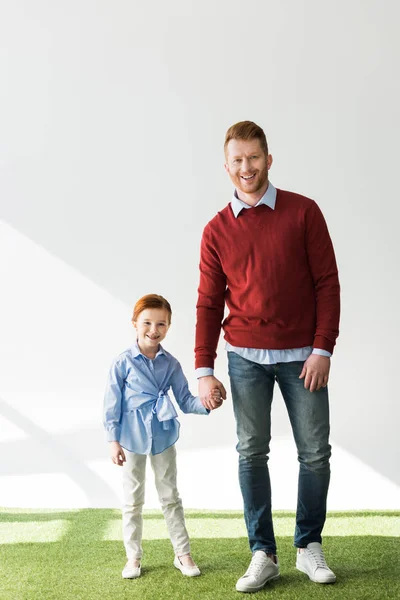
left=241, top=158, right=251, bottom=172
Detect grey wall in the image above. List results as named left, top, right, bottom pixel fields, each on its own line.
left=1, top=0, right=399, bottom=508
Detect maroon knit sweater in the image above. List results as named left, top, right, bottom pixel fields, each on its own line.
left=195, top=188, right=340, bottom=369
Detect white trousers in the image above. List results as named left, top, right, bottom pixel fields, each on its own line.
left=122, top=444, right=190, bottom=559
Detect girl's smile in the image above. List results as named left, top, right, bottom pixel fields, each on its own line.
left=133, top=308, right=170, bottom=358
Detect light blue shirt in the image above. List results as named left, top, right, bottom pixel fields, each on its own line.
left=104, top=342, right=208, bottom=455
left=196, top=182, right=331, bottom=378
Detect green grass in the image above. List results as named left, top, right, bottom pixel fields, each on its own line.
left=0, top=509, right=399, bottom=600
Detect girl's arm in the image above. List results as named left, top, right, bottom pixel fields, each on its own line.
left=103, top=358, right=125, bottom=442
left=170, top=361, right=210, bottom=415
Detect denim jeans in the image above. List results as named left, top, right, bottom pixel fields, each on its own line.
left=228, top=352, right=331, bottom=555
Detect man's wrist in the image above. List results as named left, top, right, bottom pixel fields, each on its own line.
left=312, top=348, right=332, bottom=358
left=196, top=367, right=214, bottom=378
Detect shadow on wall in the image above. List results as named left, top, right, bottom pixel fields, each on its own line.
left=1, top=0, right=400, bottom=515
left=0, top=218, right=399, bottom=496
left=0, top=398, right=119, bottom=506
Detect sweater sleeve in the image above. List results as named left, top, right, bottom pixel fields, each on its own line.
left=305, top=201, right=340, bottom=354
left=195, top=224, right=227, bottom=369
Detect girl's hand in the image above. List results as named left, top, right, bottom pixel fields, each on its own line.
left=207, top=388, right=223, bottom=410
left=110, top=441, right=126, bottom=466
left=199, top=376, right=226, bottom=409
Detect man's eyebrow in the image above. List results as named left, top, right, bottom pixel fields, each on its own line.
left=231, top=153, right=259, bottom=159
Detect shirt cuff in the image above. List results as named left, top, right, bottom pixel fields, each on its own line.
left=107, top=426, right=120, bottom=442
left=195, top=367, right=214, bottom=378
left=312, top=348, right=332, bottom=358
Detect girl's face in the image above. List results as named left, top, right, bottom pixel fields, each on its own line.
left=133, top=308, right=170, bottom=353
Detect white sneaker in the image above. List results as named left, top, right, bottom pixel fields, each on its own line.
left=122, top=558, right=141, bottom=579
left=236, top=551, right=280, bottom=593
left=173, top=556, right=201, bottom=577
left=296, top=542, right=336, bottom=583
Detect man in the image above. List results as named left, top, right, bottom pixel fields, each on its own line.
left=195, top=121, right=340, bottom=593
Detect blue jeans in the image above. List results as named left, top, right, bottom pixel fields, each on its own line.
left=228, top=352, right=331, bottom=555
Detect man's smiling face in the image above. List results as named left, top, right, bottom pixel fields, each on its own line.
left=224, top=138, right=272, bottom=202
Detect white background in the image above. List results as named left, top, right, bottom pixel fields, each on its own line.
left=0, top=0, right=399, bottom=510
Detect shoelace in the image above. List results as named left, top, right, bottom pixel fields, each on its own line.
left=305, top=547, right=329, bottom=570
left=245, top=554, right=270, bottom=578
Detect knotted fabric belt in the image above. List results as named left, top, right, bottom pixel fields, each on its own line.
left=152, top=391, right=178, bottom=430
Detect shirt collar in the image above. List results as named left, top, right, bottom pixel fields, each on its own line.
left=131, top=340, right=166, bottom=359
left=231, top=182, right=276, bottom=218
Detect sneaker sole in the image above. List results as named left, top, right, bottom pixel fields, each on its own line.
left=235, top=573, right=280, bottom=593
left=296, top=564, right=336, bottom=584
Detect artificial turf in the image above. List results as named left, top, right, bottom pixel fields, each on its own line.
left=0, top=509, right=399, bottom=599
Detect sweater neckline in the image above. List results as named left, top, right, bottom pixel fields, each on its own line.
left=236, top=204, right=272, bottom=218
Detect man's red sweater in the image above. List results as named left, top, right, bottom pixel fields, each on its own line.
left=195, top=188, right=340, bottom=369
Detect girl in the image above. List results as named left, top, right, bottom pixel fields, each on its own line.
left=103, top=294, right=221, bottom=579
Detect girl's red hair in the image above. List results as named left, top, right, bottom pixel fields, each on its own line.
left=132, top=294, right=172, bottom=324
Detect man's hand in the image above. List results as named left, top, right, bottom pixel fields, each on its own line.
left=299, top=354, right=330, bottom=392
left=110, top=441, right=126, bottom=466
left=199, top=376, right=227, bottom=409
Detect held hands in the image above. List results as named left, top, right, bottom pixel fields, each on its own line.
left=208, top=388, right=222, bottom=407
left=110, top=441, right=126, bottom=466
left=199, top=376, right=227, bottom=410
left=299, top=354, right=330, bottom=392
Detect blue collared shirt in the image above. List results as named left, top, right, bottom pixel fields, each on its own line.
left=196, top=182, right=330, bottom=378
left=104, top=342, right=208, bottom=455
left=230, top=181, right=277, bottom=217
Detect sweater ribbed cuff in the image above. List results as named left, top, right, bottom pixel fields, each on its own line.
left=195, top=356, right=215, bottom=370
left=313, top=335, right=335, bottom=355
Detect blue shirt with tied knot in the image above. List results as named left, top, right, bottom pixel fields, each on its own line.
left=103, top=342, right=209, bottom=455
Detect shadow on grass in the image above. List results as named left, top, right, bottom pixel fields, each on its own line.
left=0, top=510, right=399, bottom=599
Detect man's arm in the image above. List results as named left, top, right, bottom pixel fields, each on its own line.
left=305, top=201, right=340, bottom=354
left=300, top=201, right=340, bottom=392
left=195, top=225, right=227, bottom=369
left=195, top=225, right=227, bottom=406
